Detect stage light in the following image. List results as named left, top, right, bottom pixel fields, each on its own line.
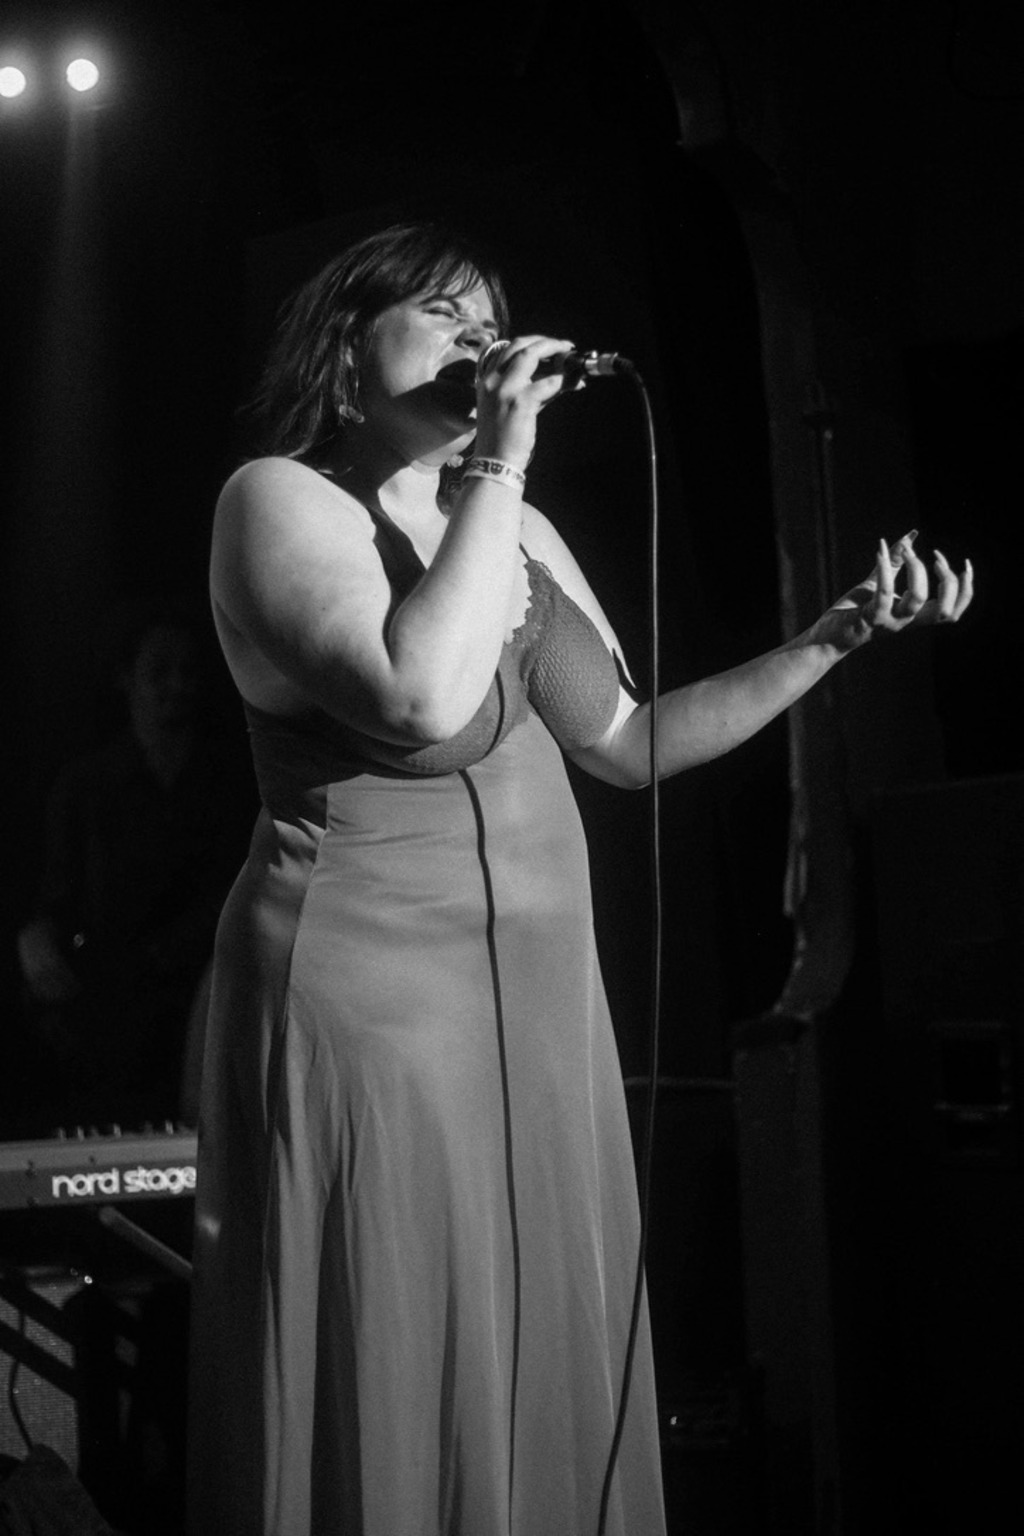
left=0, top=65, right=28, bottom=99
left=66, top=58, right=99, bottom=93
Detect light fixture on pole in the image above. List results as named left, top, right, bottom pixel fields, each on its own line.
left=0, top=64, right=28, bottom=99
left=66, top=58, right=100, bottom=93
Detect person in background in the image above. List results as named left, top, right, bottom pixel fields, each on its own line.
left=15, top=604, right=253, bottom=1134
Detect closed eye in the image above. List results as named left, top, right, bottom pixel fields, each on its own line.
left=420, top=296, right=497, bottom=335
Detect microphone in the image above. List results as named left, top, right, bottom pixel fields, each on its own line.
left=477, top=339, right=633, bottom=388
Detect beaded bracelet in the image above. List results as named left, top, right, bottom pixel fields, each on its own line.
left=462, top=456, right=527, bottom=492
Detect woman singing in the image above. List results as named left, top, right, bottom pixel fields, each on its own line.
left=187, top=222, right=971, bottom=1535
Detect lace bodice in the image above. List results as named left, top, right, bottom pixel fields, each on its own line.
left=242, top=508, right=622, bottom=797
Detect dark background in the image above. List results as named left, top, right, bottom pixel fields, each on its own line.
left=0, top=1, right=1021, bottom=1532
left=1, top=0, right=1020, bottom=1066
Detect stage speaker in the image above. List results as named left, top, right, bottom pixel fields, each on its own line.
left=0, top=1207, right=191, bottom=1532
left=865, top=773, right=1024, bottom=1532
left=0, top=1268, right=83, bottom=1472
left=626, top=1077, right=763, bottom=1535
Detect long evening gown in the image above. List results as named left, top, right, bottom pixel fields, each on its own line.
left=187, top=506, right=666, bottom=1536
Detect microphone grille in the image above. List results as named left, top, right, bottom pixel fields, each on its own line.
left=477, top=338, right=511, bottom=380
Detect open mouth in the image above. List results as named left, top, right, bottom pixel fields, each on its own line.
left=435, top=358, right=478, bottom=386
left=433, top=358, right=478, bottom=420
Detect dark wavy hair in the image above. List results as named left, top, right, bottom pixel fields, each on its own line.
left=244, top=222, right=510, bottom=461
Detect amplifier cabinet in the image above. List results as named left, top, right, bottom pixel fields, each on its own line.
left=0, top=1268, right=82, bottom=1471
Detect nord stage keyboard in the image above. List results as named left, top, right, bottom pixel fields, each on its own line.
left=0, top=1129, right=197, bottom=1211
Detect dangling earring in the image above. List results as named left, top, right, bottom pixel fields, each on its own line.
left=337, top=353, right=364, bottom=426
left=446, top=453, right=465, bottom=469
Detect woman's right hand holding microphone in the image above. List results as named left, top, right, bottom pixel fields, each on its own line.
left=472, top=336, right=577, bottom=472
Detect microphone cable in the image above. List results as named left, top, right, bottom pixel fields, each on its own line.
left=481, top=337, right=666, bottom=1531
left=596, top=358, right=664, bottom=1536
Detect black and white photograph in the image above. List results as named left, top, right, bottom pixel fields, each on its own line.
left=0, top=3, right=1020, bottom=1533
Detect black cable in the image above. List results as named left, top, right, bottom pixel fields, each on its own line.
left=597, top=362, right=663, bottom=1535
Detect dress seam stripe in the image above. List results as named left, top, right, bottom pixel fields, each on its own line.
left=459, top=765, right=521, bottom=1536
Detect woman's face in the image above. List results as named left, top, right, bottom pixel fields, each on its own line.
left=356, top=281, right=499, bottom=459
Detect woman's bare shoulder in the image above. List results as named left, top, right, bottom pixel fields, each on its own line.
left=519, top=502, right=588, bottom=587
left=208, top=458, right=394, bottom=717
left=519, top=499, right=557, bottom=545
left=519, top=501, right=631, bottom=668
left=216, top=456, right=369, bottom=528
left=211, top=458, right=379, bottom=590
left=210, top=455, right=386, bottom=631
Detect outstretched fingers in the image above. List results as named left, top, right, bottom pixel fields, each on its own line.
left=868, top=537, right=974, bottom=632
left=932, top=549, right=975, bottom=622
left=891, top=536, right=928, bottom=621
left=864, top=537, right=899, bottom=628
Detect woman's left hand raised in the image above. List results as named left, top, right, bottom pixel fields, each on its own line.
left=809, top=531, right=974, bottom=655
